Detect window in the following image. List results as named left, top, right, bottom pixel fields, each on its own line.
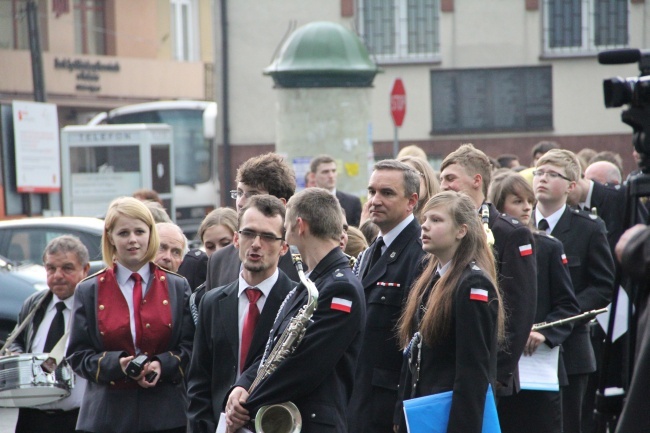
left=0, top=0, right=48, bottom=51
left=543, top=0, right=628, bottom=55
left=74, top=0, right=105, bottom=55
left=358, top=0, right=439, bottom=63
left=170, top=0, right=199, bottom=61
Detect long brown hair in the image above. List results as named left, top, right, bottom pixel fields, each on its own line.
left=398, top=191, right=505, bottom=347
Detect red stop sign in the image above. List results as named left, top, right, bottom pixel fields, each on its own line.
left=390, top=79, right=406, bottom=127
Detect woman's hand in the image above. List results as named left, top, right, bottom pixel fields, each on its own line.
left=119, top=356, right=144, bottom=379
left=225, top=386, right=250, bottom=432
left=137, top=360, right=161, bottom=388
left=524, top=331, right=546, bottom=356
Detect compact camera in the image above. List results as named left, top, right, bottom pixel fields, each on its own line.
left=126, top=354, right=158, bottom=382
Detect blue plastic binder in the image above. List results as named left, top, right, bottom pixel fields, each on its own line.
left=403, top=384, right=500, bottom=433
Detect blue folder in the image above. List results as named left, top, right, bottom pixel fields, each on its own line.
left=403, top=384, right=500, bottom=433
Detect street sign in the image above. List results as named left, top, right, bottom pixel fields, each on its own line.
left=390, top=78, right=406, bottom=127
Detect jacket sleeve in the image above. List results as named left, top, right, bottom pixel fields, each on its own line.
left=448, top=272, right=498, bottom=433
left=8, top=294, right=35, bottom=353
left=496, top=225, right=537, bottom=387
left=621, top=225, right=650, bottom=281
left=66, top=283, right=129, bottom=384
left=539, top=239, right=581, bottom=347
left=577, top=222, right=615, bottom=312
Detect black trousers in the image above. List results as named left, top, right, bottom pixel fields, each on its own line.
left=15, top=407, right=80, bottom=433
left=563, top=373, right=590, bottom=433
left=498, top=390, right=562, bottom=433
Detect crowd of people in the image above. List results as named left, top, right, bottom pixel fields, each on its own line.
left=3, top=140, right=647, bottom=433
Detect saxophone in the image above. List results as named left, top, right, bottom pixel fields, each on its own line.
left=250, top=245, right=319, bottom=433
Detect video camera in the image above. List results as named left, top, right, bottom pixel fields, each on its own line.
left=599, top=48, right=650, bottom=172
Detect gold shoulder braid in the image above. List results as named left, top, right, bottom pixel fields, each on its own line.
left=481, top=204, right=495, bottom=246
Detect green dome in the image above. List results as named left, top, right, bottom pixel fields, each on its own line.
left=264, top=21, right=380, bottom=88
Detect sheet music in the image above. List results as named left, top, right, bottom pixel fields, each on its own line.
left=518, top=344, right=560, bottom=391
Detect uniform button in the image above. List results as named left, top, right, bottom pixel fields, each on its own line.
left=163, top=300, right=169, bottom=305
left=110, top=381, right=115, bottom=386
left=311, top=413, right=316, bottom=419
left=100, top=331, right=105, bottom=336
left=144, top=352, right=149, bottom=356
left=160, top=276, right=166, bottom=281
left=99, top=305, right=105, bottom=310
left=143, top=299, right=147, bottom=304
left=381, top=296, right=386, bottom=301
left=145, top=323, right=151, bottom=328
left=100, top=277, right=105, bottom=282
left=168, top=323, right=172, bottom=328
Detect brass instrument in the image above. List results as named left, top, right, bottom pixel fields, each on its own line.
left=481, top=204, right=495, bottom=246
left=532, top=308, right=608, bottom=331
left=251, top=246, right=319, bottom=433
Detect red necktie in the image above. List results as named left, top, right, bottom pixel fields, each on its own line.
left=240, top=287, right=262, bottom=373
left=131, top=273, right=143, bottom=350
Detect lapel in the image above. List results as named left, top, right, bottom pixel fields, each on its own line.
left=361, top=218, right=421, bottom=290
left=217, top=280, right=240, bottom=363
left=486, top=202, right=499, bottom=228
left=245, top=272, right=295, bottom=367
left=550, top=206, right=573, bottom=237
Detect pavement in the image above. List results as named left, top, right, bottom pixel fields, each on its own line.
left=0, top=408, right=17, bottom=432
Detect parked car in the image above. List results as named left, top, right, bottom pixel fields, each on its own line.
left=0, top=261, right=48, bottom=347
left=0, top=217, right=105, bottom=275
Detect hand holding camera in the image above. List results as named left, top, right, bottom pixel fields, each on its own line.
left=121, top=355, right=160, bottom=387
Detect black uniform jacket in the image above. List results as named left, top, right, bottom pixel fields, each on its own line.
left=532, top=232, right=581, bottom=385
left=205, top=244, right=299, bottom=290
left=235, top=248, right=365, bottom=433
left=9, top=289, right=54, bottom=353
left=336, top=189, right=362, bottom=227
left=348, top=217, right=425, bottom=433
left=488, top=204, right=538, bottom=395
left=186, top=270, right=296, bottom=433
left=397, top=263, right=500, bottom=433
left=616, top=226, right=650, bottom=433
left=540, top=206, right=615, bottom=375
left=66, top=266, right=194, bottom=433
left=178, top=248, right=208, bottom=290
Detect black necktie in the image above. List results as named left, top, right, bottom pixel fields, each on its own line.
left=538, top=219, right=550, bottom=232
left=43, top=302, right=66, bottom=353
left=368, top=237, right=384, bottom=270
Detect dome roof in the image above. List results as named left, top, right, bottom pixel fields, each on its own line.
left=264, top=21, right=380, bottom=88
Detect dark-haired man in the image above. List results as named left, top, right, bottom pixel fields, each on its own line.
left=310, top=154, right=362, bottom=227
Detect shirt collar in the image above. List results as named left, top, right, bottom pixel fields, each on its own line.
left=115, top=262, right=151, bottom=286
left=48, top=292, right=76, bottom=312
left=380, top=213, right=415, bottom=249
left=437, top=260, right=452, bottom=277
left=535, top=204, right=566, bottom=233
left=238, top=268, right=279, bottom=298
left=580, top=179, right=594, bottom=210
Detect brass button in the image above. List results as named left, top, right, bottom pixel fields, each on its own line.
left=163, top=300, right=169, bottom=305
left=145, top=323, right=151, bottom=328
left=100, top=331, right=105, bottom=336
left=168, top=323, right=172, bottom=328
left=100, top=277, right=105, bottom=282
left=143, top=299, right=147, bottom=304
left=110, top=381, right=115, bottom=386
left=99, top=305, right=105, bottom=310
left=144, top=352, right=149, bottom=356
left=160, top=276, right=166, bottom=281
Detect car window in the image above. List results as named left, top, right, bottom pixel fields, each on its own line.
left=1, top=228, right=102, bottom=265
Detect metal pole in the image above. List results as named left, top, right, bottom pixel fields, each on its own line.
left=393, top=125, right=399, bottom=158
left=219, top=0, right=231, bottom=206
left=27, top=0, right=46, bottom=102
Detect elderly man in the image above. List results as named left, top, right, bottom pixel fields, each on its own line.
left=584, top=160, right=622, bottom=186
left=9, top=235, right=90, bottom=433
left=155, top=222, right=187, bottom=273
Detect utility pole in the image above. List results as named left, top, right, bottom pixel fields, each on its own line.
left=27, top=0, right=46, bottom=102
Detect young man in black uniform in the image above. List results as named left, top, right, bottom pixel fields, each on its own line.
left=439, top=143, right=538, bottom=398
left=224, top=188, right=365, bottom=433
left=533, top=149, right=615, bottom=433
left=348, top=159, right=425, bottom=433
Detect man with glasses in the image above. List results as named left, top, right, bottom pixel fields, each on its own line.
left=205, top=152, right=299, bottom=289
left=533, top=149, right=615, bottom=433
left=438, top=144, right=537, bottom=402
left=187, top=195, right=296, bottom=433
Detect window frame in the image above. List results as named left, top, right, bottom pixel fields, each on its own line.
left=170, top=0, right=200, bottom=62
left=357, top=0, right=441, bottom=65
left=73, top=0, right=106, bottom=55
left=542, top=0, right=629, bottom=57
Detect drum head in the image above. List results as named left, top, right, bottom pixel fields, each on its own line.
left=0, top=354, right=71, bottom=408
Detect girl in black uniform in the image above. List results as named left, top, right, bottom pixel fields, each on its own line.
left=396, top=191, right=505, bottom=433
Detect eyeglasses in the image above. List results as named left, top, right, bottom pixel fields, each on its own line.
left=238, top=229, right=284, bottom=243
left=532, top=170, right=572, bottom=181
left=230, top=190, right=261, bottom=200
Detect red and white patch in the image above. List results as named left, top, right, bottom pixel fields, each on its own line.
left=561, top=254, right=568, bottom=265
left=331, top=297, right=352, bottom=313
left=519, top=244, right=533, bottom=257
left=377, top=282, right=401, bottom=287
left=470, top=288, right=489, bottom=302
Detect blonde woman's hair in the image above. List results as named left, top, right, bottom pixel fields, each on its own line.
left=398, top=191, right=505, bottom=347
left=102, top=197, right=159, bottom=267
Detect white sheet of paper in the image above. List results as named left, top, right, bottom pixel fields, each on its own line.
left=597, top=287, right=629, bottom=342
left=518, top=344, right=560, bottom=391
left=215, top=412, right=254, bottom=433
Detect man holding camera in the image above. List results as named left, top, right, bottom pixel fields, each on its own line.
left=8, top=235, right=89, bottom=433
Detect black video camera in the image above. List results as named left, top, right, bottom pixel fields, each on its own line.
left=126, top=354, right=158, bottom=383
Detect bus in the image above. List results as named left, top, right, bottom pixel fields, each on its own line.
left=88, top=100, right=218, bottom=239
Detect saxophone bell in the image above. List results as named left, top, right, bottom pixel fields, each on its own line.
left=255, top=402, right=302, bottom=433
